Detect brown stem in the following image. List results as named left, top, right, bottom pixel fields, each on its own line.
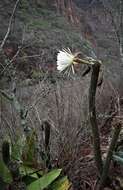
left=99, top=122, right=122, bottom=189
left=89, top=62, right=103, bottom=176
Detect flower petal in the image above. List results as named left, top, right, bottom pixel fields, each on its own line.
left=57, top=49, right=74, bottom=72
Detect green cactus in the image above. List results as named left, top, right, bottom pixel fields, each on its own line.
left=2, top=140, right=21, bottom=181
left=2, top=141, right=11, bottom=166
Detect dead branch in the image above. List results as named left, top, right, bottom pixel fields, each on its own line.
left=0, top=0, right=20, bottom=51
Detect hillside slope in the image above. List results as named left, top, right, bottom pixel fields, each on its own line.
left=0, top=1, right=123, bottom=189
left=0, top=1, right=122, bottom=108
left=0, top=0, right=94, bottom=82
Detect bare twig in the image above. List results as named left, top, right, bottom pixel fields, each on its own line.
left=0, top=23, right=25, bottom=76
left=101, top=1, right=120, bottom=46
left=0, top=0, right=20, bottom=51
left=17, top=54, right=41, bottom=60
left=0, top=45, right=22, bottom=76
left=85, top=0, right=97, bottom=10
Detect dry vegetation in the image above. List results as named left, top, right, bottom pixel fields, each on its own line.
left=0, top=71, right=119, bottom=189
left=0, top=0, right=123, bottom=190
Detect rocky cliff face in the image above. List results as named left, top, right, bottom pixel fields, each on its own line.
left=33, top=0, right=80, bottom=24
left=54, top=0, right=80, bottom=24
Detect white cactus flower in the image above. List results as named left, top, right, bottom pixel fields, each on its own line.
left=56, top=48, right=100, bottom=75
left=57, top=48, right=76, bottom=74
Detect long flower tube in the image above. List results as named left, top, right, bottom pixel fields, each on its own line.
left=57, top=48, right=101, bottom=74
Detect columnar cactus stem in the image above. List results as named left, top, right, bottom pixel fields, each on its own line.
left=89, top=62, right=103, bottom=176
left=99, top=122, right=122, bottom=189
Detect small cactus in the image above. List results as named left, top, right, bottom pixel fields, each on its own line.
left=2, top=140, right=26, bottom=189
left=8, top=160, right=20, bottom=179
left=2, top=141, right=11, bottom=166
left=9, top=181, right=26, bottom=190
